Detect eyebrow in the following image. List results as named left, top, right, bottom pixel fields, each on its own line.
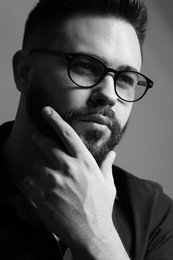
left=77, top=51, right=139, bottom=73
left=118, top=65, right=139, bottom=73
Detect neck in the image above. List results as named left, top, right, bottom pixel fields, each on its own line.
left=3, top=97, right=41, bottom=191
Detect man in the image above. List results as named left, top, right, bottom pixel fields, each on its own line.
left=0, top=0, right=173, bottom=259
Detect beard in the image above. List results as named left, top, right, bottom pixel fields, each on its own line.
left=26, top=75, right=128, bottom=166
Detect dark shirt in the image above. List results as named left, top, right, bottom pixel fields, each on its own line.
left=0, top=121, right=173, bottom=260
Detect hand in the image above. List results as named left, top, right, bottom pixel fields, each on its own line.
left=23, top=106, right=116, bottom=251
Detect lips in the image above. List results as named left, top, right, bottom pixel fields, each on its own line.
left=79, top=114, right=112, bottom=129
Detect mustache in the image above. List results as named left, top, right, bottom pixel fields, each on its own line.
left=66, top=105, right=116, bottom=121
left=58, top=105, right=120, bottom=131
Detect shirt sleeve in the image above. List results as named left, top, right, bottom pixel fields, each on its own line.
left=144, top=190, right=173, bottom=260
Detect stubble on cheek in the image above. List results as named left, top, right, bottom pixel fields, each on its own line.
left=26, top=76, right=128, bottom=165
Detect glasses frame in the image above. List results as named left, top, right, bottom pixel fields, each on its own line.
left=30, top=48, right=154, bottom=102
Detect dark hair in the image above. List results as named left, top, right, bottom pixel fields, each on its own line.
left=23, top=0, right=147, bottom=52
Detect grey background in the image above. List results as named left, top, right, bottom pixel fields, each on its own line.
left=0, top=1, right=173, bottom=198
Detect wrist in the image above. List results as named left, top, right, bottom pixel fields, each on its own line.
left=70, top=223, right=130, bottom=260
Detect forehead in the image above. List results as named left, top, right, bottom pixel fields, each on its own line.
left=51, top=15, right=142, bottom=71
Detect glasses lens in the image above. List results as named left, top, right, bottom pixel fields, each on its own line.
left=116, top=71, right=148, bottom=102
left=69, top=55, right=104, bottom=87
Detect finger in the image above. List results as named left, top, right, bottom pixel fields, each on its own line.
left=100, top=151, right=116, bottom=184
left=41, top=106, right=90, bottom=157
left=32, top=133, right=70, bottom=167
left=34, top=160, right=63, bottom=190
left=23, top=176, right=43, bottom=207
left=23, top=176, right=54, bottom=222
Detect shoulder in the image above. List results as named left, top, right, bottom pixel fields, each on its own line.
left=112, top=165, right=173, bottom=258
left=112, top=164, right=173, bottom=228
left=0, top=121, right=14, bottom=142
left=113, top=164, right=173, bottom=237
left=112, top=164, right=166, bottom=202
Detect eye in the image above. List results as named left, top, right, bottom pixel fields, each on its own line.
left=78, top=61, right=96, bottom=72
left=117, top=75, right=134, bottom=88
left=71, top=56, right=97, bottom=75
left=117, top=72, right=138, bottom=89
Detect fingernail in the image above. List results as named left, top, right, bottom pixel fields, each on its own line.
left=42, top=106, right=52, bottom=117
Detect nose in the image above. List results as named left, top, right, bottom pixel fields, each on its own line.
left=90, top=74, right=118, bottom=107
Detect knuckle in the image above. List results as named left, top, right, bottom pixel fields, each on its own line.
left=37, top=166, right=61, bottom=189
left=62, top=128, right=72, bottom=139
left=34, top=161, right=52, bottom=178
left=81, top=156, right=96, bottom=172
left=63, top=159, right=76, bottom=177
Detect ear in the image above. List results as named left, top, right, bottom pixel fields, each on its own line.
left=12, top=50, right=33, bottom=95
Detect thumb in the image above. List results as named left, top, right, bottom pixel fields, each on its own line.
left=100, top=151, right=116, bottom=183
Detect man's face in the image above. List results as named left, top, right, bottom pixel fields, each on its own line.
left=26, top=15, right=142, bottom=165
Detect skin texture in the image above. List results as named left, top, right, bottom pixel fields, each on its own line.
left=25, top=15, right=141, bottom=165
left=5, top=15, right=142, bottom=259
left=28, top=15, right=141, bottom=130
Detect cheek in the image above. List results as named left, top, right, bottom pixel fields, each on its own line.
left=40, top=62, right=92, bottom=112
left=50, top=86, right=91, bottom=113
left=39, top=70, right=90, bottom=112
left=116, top=103, right=133, bottom=128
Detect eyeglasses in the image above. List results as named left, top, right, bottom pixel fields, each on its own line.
left=30, top=48, right=154, bottom=102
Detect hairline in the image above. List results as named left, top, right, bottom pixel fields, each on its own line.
left=23, top=12, right=142, bottom=56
